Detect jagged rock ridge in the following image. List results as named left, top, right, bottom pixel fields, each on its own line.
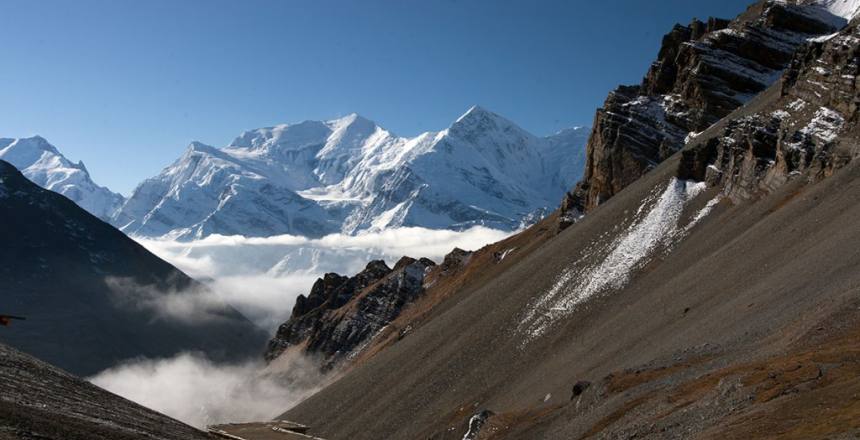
left=681, top=17, right=860, bottom=199
left=265, top=256, right=437, bottom=369
left=560, top=0, right=848, bottom=228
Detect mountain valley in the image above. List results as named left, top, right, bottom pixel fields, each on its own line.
left=3, top=0, right=860, bottom=439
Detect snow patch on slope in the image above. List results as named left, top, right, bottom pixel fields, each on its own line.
left=801, top=107, right=845, bottom=142
left=519, top=178, right=709, bottom=341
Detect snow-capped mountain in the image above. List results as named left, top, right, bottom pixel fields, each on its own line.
left=0, top=136, right=124, bottom=221
left=116, top=107, right=588, bottom=239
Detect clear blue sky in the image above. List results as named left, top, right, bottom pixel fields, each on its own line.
left=1, top=0, right=752, bottom=195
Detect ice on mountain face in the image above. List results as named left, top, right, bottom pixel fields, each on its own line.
left=777, top=0, right=860, bottom=28
left=117, top=107, right=589, bottom=239
left=519, top=178, right=709, bottom=342
left=816, top=0, right=860, bottom=20
left=0, top=136, right=124, bottom=220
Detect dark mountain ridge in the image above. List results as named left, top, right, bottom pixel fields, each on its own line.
left=0, top=342, right=210, bottom=440
left=0, top=159, right=268, bottom=376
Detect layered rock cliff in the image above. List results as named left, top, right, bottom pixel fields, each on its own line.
left=265, top=257, right=436, bottom=369
left=680, top=19, right=860, bottom=198
left=560, top=0, right=846, bottom=229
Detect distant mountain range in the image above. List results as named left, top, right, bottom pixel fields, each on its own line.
left=3, top=107, right=588, bottom=240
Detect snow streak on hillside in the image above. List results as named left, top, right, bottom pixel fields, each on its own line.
left=520, top=178, right=713, bottom=341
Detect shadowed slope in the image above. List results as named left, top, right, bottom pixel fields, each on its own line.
left=0, top=343, right=210, bottom=440
left=0, top=160, right=268, bottom=376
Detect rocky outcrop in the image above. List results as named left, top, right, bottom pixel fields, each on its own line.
left=560, top=0, right=845, bottom=229
left=291, top=261, right=391, bottom=319
left=680, top=21, right=860, bottom=198
left=265, top=257, right=436, bottom=368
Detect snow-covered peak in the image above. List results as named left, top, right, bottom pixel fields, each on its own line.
left=0, top=136, right=62, bottom=167
left=227, top=113, right=382, bottom=157
left=0, top=136, right=124, bottom=221
left=228, top=120, right=331, bottom=153
left=325, top=113, right=373, bottom=131
left=117, top=107, right=590, bottom=239
left=449, top=105, right=533, bottom=139
left=454, top=105, right=491, bottom=123
left=319, top=113, right=384, bottom=157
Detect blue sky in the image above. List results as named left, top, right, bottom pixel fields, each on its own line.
left=1, top=0, right=751, bottom=195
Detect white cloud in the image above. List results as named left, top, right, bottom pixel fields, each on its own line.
left=135, top=226, right=511, bottom=332
left=91, top=226, right=511, bottom=428
left=105, top=276, right=235, bottom=325
left=89, top=350, right=330, bottom=429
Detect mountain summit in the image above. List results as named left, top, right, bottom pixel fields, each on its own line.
left=0, top=136, right=124, bottom=221
left=113, top=107, right=588, bottom=239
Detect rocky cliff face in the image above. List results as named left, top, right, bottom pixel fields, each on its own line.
left=265, top=257, right=436, bottom=369
left=560, top=0, right=846, bottom=229
left=680, top=19, right=860, bottom=199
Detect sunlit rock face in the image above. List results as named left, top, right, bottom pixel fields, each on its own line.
left=560, top=0, right=849, bottom=229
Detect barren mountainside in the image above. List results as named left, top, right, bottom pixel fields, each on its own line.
left=274, top=2, right=860, bottom=438
left=0, top=342, right=209, bottom=440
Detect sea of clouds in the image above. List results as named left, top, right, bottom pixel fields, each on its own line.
left=136, top=226, right=511, bottom=331
left=90, top=226, right=511, bottom=428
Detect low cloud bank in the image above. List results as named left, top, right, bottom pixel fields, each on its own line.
left=89, top=350, right=330, bottom=429
left=135, top=226, right=511, bottom=331
left=105, top=276, right=240, bottom=325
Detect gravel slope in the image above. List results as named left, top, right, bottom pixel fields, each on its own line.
left=0, top=343, right=210, bottom=440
